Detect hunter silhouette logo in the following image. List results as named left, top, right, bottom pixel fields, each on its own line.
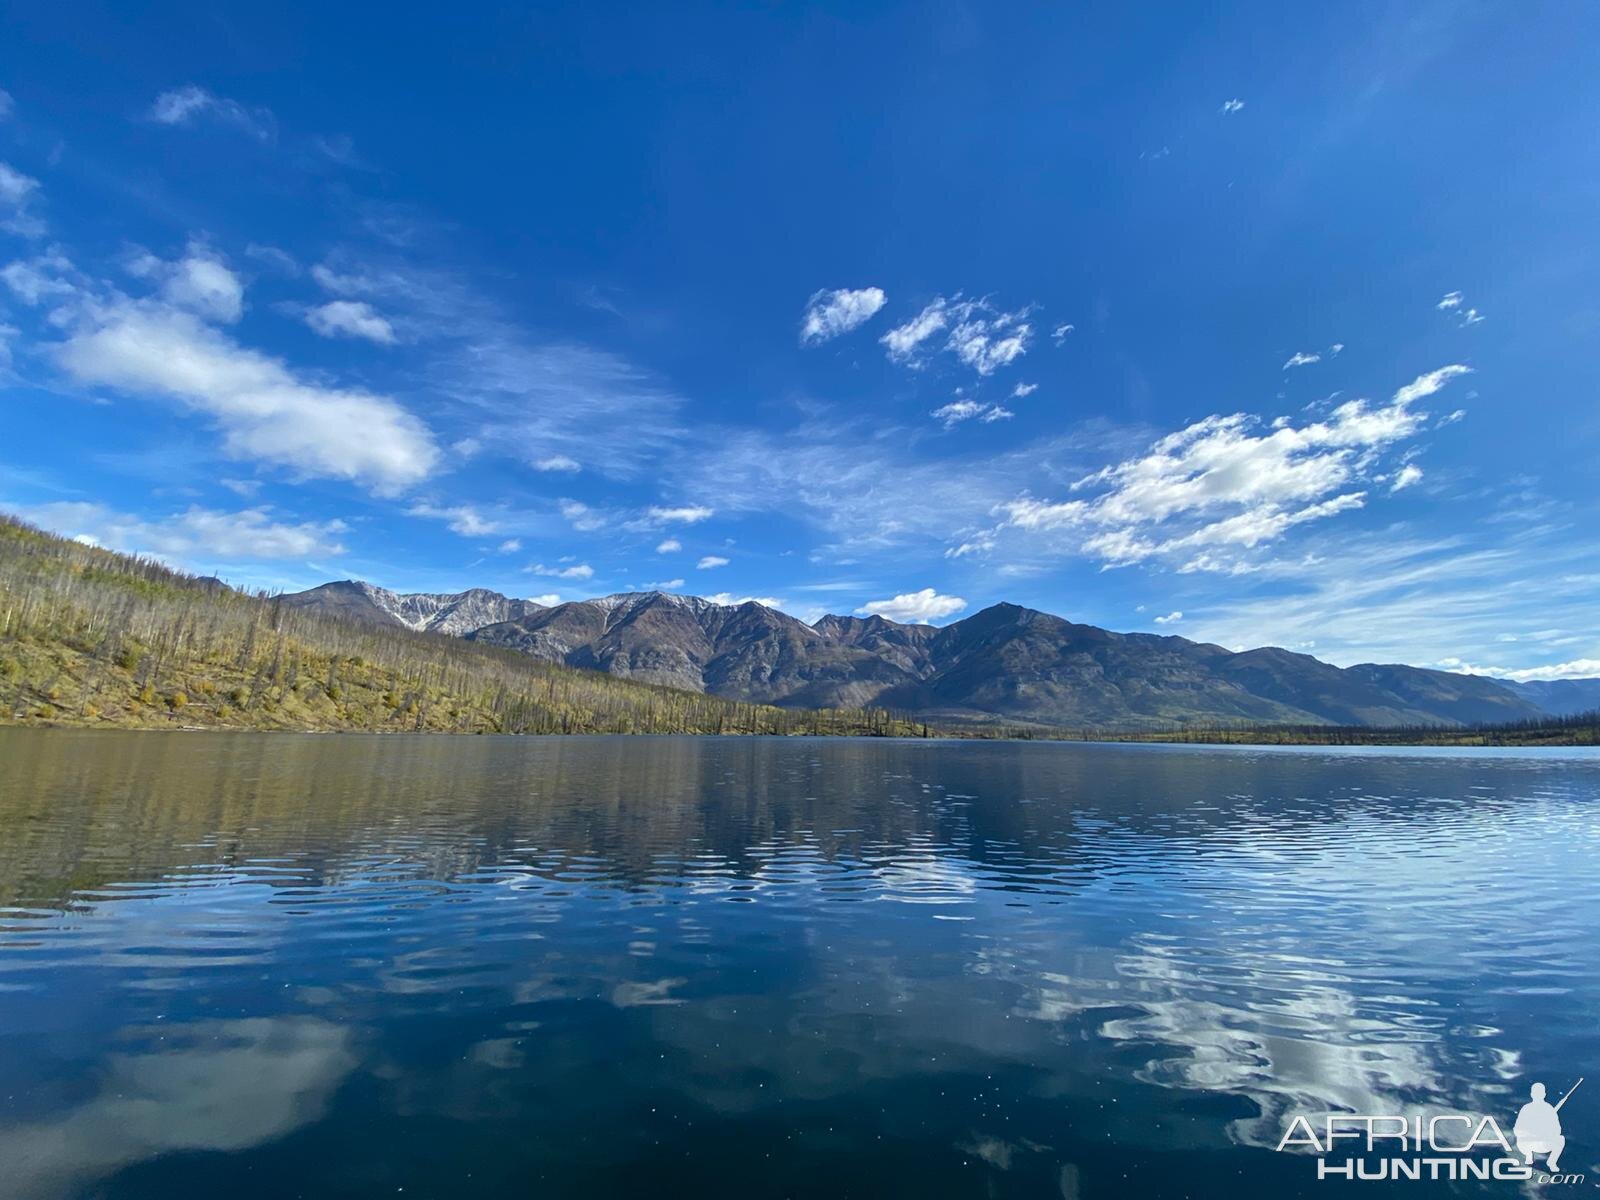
left=1277, top=1074, right=1585, bottom=1184
left=1515, top=1078, right=1580, bottom=1172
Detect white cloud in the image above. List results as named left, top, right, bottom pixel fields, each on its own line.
left=931, top=400, right=985, bottom=427
left=696, top=555, right=730, bottom=569
left=219, top=478, right=260, bottom=497
left=881, top=298, right=953, bottom=363
left=1051, top=323, right=1074, bottom=343
left=1329, top=343, right=1345, bottom=355
left=655, top=538, right=682, bottom=553
left=18, top=501, right=345, bottom=561
left=1436, top=291, right=1463, bottom=310
left=1283, top=351, right=1320, bottom=369
left=0, top=89, right=12, bottom=120
left=497, top=538, right=522, bottom=554
left=932, top=399, right=1013, bottom=428
left=1439, top=657, right=1600, bottom=683
left=559, top=499, right=605, bottom=532
left=882, top=294, right=1034, bottom=374
left=642, top=578, right=685, bottom=590
left=148, top=86, right=273, bottom=139
left=996, top=365, right=1471, bottom=570
left=533, top=455, right=581, bottom=473
left=129, top=243, right=244, bottom=322
left=649, top=505, right=713, bottom=524
left=1153, top=610, right=1183, bottom=624
left=407, top=502, right=497, bottom=536
left=1220, top=98, right=1245, bottom=114
left=305, top=300, right=395, bottom=345
left=0, top=161, right=45, bottom=237
left=1011, top=382, right=1038, bottom=398
left=528, top=562, right=594, bottom=580
left=705, top=592, right=783, bottom=608
left=2, top=251, right=82, bottom=304
left=0, top=161, right=39, bottom=206
left=528, top=592, right=562, bottom=606
left=1393, top=364, right=1471, bottom=405
left=1390, top=463, right=1423, bottom=492
left=949, top=311, right=1031, bottom=375
left=1459, top=307, right=1484, bottom=326
left=56, top=304, right=440, bottom=493
left=858, top=588, right=967, bottom=623
left=799, top=286, right=887, bottom=344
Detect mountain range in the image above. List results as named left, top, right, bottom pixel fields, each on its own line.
left=279, top=581, right=1594, bottom=730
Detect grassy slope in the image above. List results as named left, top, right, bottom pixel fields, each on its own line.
left=0, top=515, right=927, bottom=737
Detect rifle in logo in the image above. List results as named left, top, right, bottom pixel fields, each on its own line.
left=1514, top=1078, right=1581, bottom=1172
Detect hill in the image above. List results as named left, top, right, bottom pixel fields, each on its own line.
left=0, top=516, right=922, bottom=737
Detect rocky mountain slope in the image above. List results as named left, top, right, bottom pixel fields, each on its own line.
left=280, top=580, right=547, bottom=637
left=279, top=582, right=1575, bottom=730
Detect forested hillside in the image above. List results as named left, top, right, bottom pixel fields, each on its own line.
left=0, top=516, right=923, bottom=737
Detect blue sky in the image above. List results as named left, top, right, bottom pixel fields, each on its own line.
left=1, top=1, right=1597, bottom=679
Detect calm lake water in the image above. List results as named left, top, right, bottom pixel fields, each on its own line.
left=0, top=731, right=1596, bottom=1198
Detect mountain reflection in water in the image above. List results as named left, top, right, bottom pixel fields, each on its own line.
left=1, top=731, right=1596, bottom=1198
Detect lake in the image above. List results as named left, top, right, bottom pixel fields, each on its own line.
left=0, top=731, right=1596, bottom=1197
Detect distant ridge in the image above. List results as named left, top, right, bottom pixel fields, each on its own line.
left=278, top=581, right=1572, bottom=731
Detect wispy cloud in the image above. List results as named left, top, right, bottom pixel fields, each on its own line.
left=407, top=502, right=498, bottom=536
left=882, top=294, right=1034, bottom=374
left=1282, top=350, right=1321, bottom=370
left=992, top=365, right=1472, bottom=572
left=15, top=501, right=345, bottom=562
left=0, top=161, right=45, bottom=237
left=147, top=86, right=275, bottom=140
left=696, top=555, right=729, bottom=569
left=1220, top=99, right=1245, bottom=114
left=799, top=286, right=886, bottom=344
left=931, top=399, right=1012, bottom=428
left=305, top=300, right=395, bottom=345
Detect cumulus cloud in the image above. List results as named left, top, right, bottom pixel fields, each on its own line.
left=655, top=538, right=681, bottom=553
left=1390, top=463, right=1423, bottom=492
left=696, top=555, right=729, bottom=569
left=1282, top=351, right=1320, bottom=369
left=129, top=242, right=244, bottom=322
left=528, top=592, right=562, bottom=606
left=1153, top=610, right=1183, bottom=624
left=18, top=501, right=346, bottom=561
left=148, top=86, right=273, bottom=139
left=648, top=505, right=713, bottom=524
left=1011, top=382, right=1038, bottom=398
left=993, top=365, right=1471, bottom=571
left=56, top=304, right=440, bottom=493
left=859, top=588, right=967, bottom=622
left=528, top=562, right=594, bottom=580
left=799, top=286, right=887, bottom=344
left=497, top=538, right=522, bottom=554
left=533, top=455, right=580, bottom=473
left=881, top=295, right=1033, bottom=374
left=305, top=300, right=395, bottom=345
